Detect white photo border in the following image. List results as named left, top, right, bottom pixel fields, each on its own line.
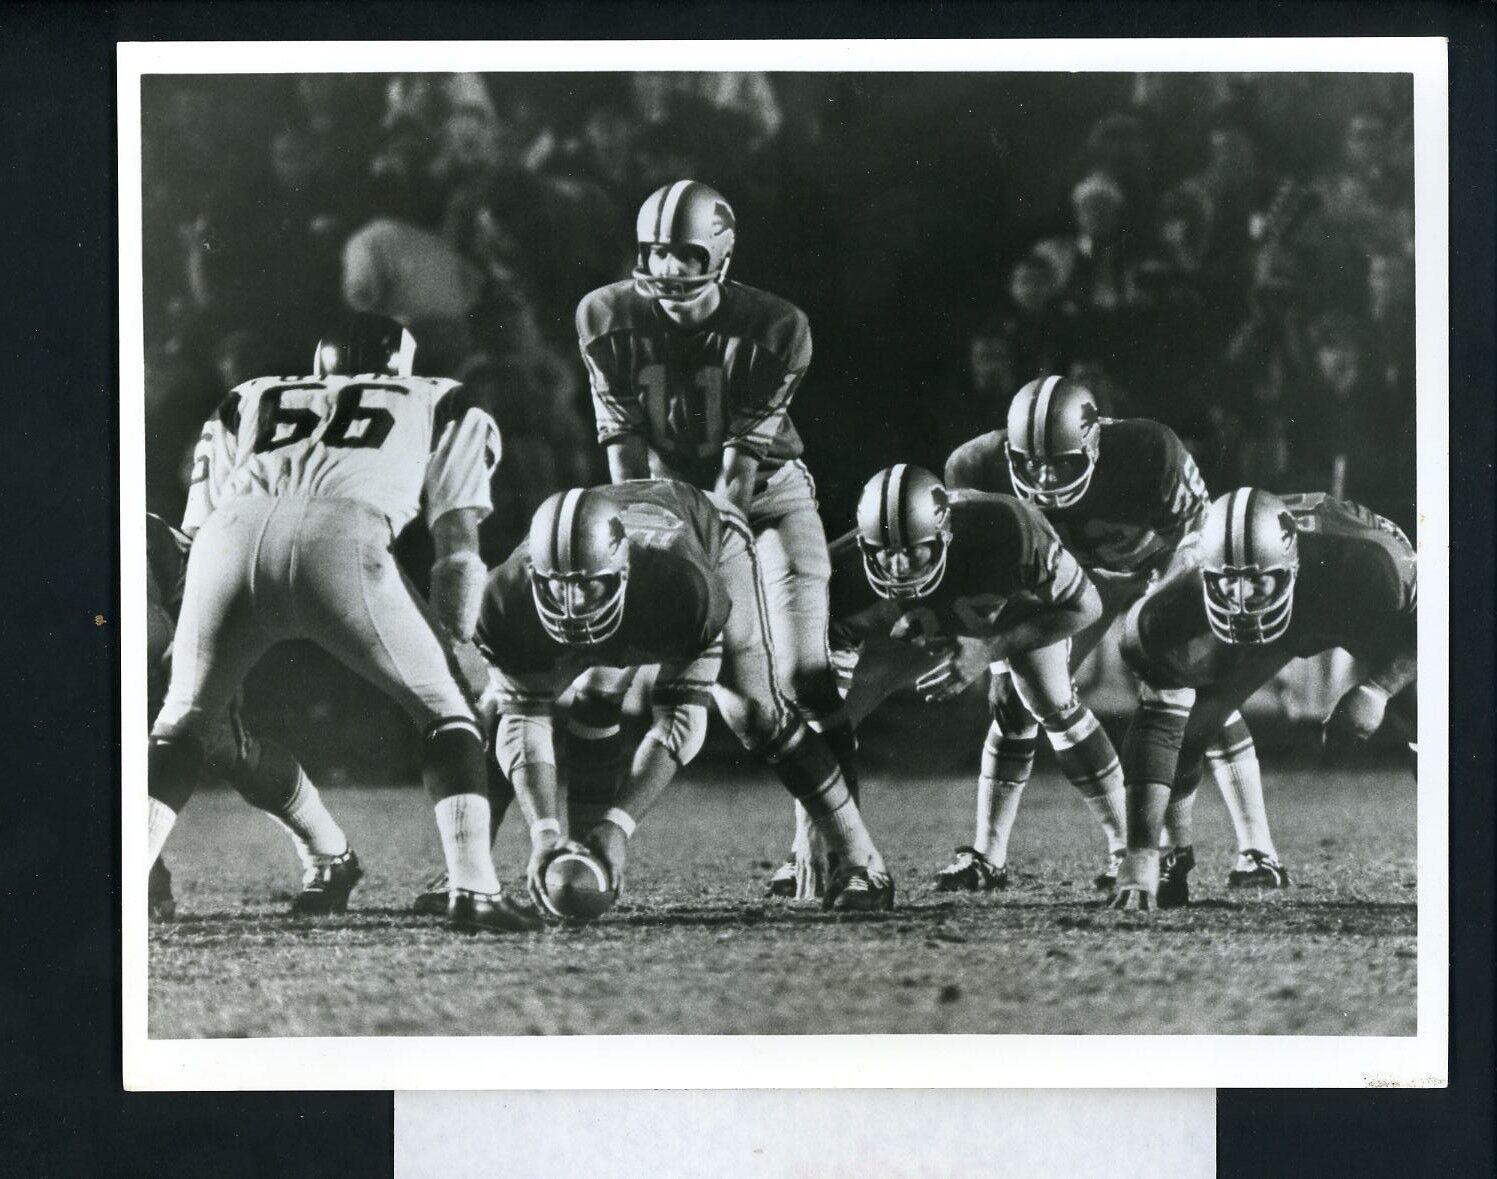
left=119, top=37, right=1449, bottom=1091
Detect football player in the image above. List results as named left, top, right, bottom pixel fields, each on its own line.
left=574, top=180, right=856, bottom=897
left=146, top=511, right=358, bottom=919
left=148, top=312, right=541, bottom=935
left=836, top=464, right=1130, bottom=887
left=1109, top=488, right=1417, bottom=910
left=476, top=480, right=894, bottom=913
left=942, top=375, right=1288, bottom=893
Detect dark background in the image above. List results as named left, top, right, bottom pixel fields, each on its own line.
left=0, top=2, right=1488, bottom=1176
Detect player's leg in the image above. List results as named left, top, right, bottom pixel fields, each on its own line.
left=207, top=710, right=362, bottom=914
left=934, top=667, right=1033, bottom=892
left=148, top=503, right=277, bottom=865
left=714, top=517, right=892, bottom=911
left=751, top=463, right=858, bottom=789
left=1008, top=641, right=1129, bottom=880
left=565, top=665, right=638, bottom=833
left=1204, top=714, right=1288, bottom=888
left=292, top=500, right=538, bottom=933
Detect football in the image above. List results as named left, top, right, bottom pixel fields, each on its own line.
left=543, top=850, right=618, bottom=924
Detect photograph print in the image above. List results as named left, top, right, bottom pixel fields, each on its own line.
left=121, top=40, right=1445, bottom=1088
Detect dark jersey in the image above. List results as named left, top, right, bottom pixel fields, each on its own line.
left=830, top=491, right=1090, bottom=646
left=1125, top=493, right=1417, bottom=689
left=476, top=481, right=731, bottom=704
left=945, top=418, right=1208, bottom=576
left=578, top=279, right=810, bottom=490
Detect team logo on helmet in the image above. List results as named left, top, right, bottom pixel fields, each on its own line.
left=1278, top=510, right=1296, bottom=549
left=711, top=201, right=736, bottom=236
left=1077, top=400, right=1100, bottom=434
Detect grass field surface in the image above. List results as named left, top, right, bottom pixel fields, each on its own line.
left=148, top=739, right=1416, bottom=1039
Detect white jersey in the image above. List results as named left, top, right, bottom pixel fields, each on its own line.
left=182, top=373, right=501, bottom=536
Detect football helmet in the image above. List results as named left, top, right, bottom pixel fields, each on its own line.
left=528, top=488, right=630, bottom=645
left=1198, top=488, right=1299, bottom=645
left=1004, top=375, right=1102, bottom=509
left=633, top=180, right=736, bottom=301
left=314, top=312, right=417, bottom=378
left=854, top=464, right=953, bottom=601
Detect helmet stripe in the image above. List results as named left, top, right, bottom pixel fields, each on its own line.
left=555, top=488, right=585, bottom=572
left=657, top=179, right=694, bottom=242
left=1227, top=487, right=1252, bottom=568
left=1243, top=488, right=1261, bottom=566
left=1032, top=374, right=1063, bottom=455
left=885, top=463, right=908, bottom=548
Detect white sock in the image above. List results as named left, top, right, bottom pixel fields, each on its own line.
left=435, top=793, right=501, bottom=894
left=975, top=777, right=1026, bottom=865
left=274, top=770, right=348, bottom=862
left=1206, top=749, right=1277, bottom=858
left=148, top=797, right=178, bottom=863
left=790, top=799, right=813, bottom=855
left=1163, top=791, right=1197, bottom=850
left=814, top=799, right=881, bottom=871
left=1080, top=785, right=1128, bottom=855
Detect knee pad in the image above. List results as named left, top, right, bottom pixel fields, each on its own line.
left=423, top=715, right=487, bottom=803
left=988, top=675, right=1037, bottom=736
left=224, top=737, right=302, bottom=812
left=149, top=733, right=206, bottom=813
left=1034, top=701, right=1098, bottom=750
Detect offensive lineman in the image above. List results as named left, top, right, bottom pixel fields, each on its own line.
left=574, top=180, right=856, bottom=897
left=1109, top=489, right=1417, bottom=910
left=476, top=480, right=895, bottom=913
left=147, top=511, right=358, bottom=918
left=148, top=313, right=541, bottom=935
left=837, top=464, right=1129, bottom=885
left=942, top=376, right=1288, bottom=892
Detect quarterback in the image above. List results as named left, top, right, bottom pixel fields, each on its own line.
left=575, top=180, right=856, bottom=897
left=836, top=464, right=1130, bottom=887
left=146, top=511, right=357, bottom=919
left=475, top=480, right=894, bottom=912
left=943, top=375, right=1288, bottom=892
left=148, top=313, right=541, bottom=935
left=1110, top=489, right=1417, bottom=910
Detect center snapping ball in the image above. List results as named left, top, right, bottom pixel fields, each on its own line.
left=543, top=850, right=617, bottom=923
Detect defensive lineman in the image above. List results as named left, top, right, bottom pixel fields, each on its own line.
left=476, top=480, right=895, bottom=912
left=944, top=376, right=1288, bottom=890
left=1110, top=489, right=1417, bottom=909
left=148, top=313, right=540, bottom=934
left=575, top=180, right=857, bottom=897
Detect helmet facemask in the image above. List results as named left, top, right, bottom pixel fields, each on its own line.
left=1005, top=442, right=1098, bottom=509
left=632, top=243, right=729, bottom=304
left=530, top=563, right=629, bottom=646
left=1200, top=564, right=1296, bottom=645
left=858, top=526, right=951, bottom=603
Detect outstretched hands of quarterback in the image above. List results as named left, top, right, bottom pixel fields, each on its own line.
left=915, top=636, right=994, bottom=703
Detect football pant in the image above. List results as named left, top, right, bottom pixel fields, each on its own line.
left=152, top=496, right=477, bottom=746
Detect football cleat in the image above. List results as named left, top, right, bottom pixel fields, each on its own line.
left=934, top=847, right=1007, bottom=892
left=291, top=848, right=364, bottom=916
left=766, top=851, right=824, bottom=900
left=149, top=857, right=176, bottom=923
left=824, top=864, right=895, bottom=913
left=1092, top=848, right=1126, bottom=892
left=446, top=887, right=545, bottom=935
left=1228, top=849, right=1290, bottom=889
left=412, top=870, right=451, bottom=917
left=1156, top=845, right=1197, bottom=909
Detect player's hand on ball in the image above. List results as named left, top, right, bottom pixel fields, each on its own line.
left=1323, top=682, right=1390, bottom=751
left=584, top=821, right=629, bottom=897
left=916, top=636, right=991, bottom=702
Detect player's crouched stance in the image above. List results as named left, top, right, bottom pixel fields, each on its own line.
left=1108, top=489, right=1417, bottom=911
left=478, top=481, right=894, bottom=915
left=148, top=314, right=540, bottom=935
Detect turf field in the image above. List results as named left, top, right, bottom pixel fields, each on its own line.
left=148, top=721, right=1417, bottom=1040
